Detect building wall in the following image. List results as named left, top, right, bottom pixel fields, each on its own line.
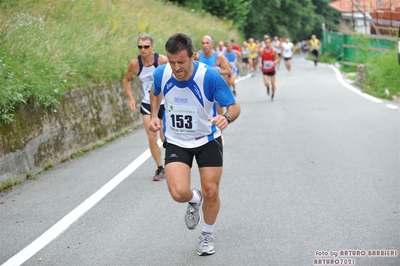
left=340, top=12, right=372, bottom=33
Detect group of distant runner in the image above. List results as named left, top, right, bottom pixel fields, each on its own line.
left=235, top=34, right=321, bottom=100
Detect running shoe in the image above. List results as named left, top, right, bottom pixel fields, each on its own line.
left=153, top=168, right=165, bottom=181
left=271, top=94, right=275, bottom=101
left=267, top=87, right=270, bottom=95
left=198, top=231, right=215, bottom=256
left=185, top=189, right=202, bottom=230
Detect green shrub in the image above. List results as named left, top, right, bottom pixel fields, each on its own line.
left=364, top=51, right=400, bottom=99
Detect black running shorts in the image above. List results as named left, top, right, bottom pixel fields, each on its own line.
left=263, top=71, right=276, bottom=76
left=140, top=102, right=165, bottom=119
left=164, top=136, right=223, bottom=168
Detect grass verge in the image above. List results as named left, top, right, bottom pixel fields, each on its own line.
left=0, top=0, right=242, bottom=123
left=307, top=51, right=399, bottom=100
left=362, top=51, right=400, bottom=100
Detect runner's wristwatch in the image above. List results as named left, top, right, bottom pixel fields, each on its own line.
left=223, top=114, right=231, bottom=124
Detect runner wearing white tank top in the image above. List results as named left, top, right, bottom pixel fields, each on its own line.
left=281, top=37, right=295, bottom=75
left=272, top=36, right=282, bottom=70
left=123, top=33, right=169, bottom=181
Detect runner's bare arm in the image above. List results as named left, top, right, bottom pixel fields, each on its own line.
left=123, top=59, right=139, bottom=111
left=258, top=48, right=263, bottom=69
left=209, top=102, right=241, bottom=130
left=194, top=51, right=200, bottom=61
left=274, top=51, right=279, bottom=65
left=216, top=53, right=231, bottom=75
left=224, top=102, right=241, bottom=124
left=149, top=89, right=162, bottom=132
left=158, top=54, right=169, bottom=65
left=235, top=50, right=241, bottom=66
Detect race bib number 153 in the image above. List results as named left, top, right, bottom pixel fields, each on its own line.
left=168, top=105, right=197, bottom=134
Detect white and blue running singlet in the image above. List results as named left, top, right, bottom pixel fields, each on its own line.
left=137, top=53, right=164, bottom=105
left=153, top=61, right=235, bottom=148
left=224, top=51, right=238, bottom=74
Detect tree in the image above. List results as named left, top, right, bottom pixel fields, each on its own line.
left=310, top=0, right=340, bottom=38
left=243, top=0, right=280, bottom=40
left=164, top=0, right=339, bottom=42
left=202, top=0, right=250, bottom=32
left=164, top=0, right=250, bottom=32
left=244, top=0, right=318, bottom=42
left=278, top=0, right=319, bottom=41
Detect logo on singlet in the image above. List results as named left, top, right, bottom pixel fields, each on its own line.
left=174, top=97, right=188, bottom=103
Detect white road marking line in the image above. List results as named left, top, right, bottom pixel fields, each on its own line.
left=386, top=104, right=399, bottom=110
left=295, top=60, right=397, bottom=110
left=329, top=65, right=383, bottom=104
left=1, top=140, right=162, bottom=266
left=328, top=64, right=398, bottom=111
left=235, top=73, right=251, bottom=83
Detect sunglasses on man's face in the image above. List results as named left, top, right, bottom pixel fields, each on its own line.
left=138, top=45, right=151, bottom=49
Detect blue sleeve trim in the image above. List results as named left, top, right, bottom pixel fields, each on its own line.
left=153, top=65, right=165, bottom=96
left=203, top=69, right=235, bottom=107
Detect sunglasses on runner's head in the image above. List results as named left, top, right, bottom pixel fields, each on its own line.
left=138, top=45, right=151, bottom=49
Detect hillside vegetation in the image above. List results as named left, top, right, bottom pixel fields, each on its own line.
left=0, top=0, right=241, bottom=123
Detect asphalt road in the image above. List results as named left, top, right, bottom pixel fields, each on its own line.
left=1, top=56, right=399, bottom=266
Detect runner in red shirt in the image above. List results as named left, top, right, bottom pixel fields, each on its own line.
left=259, top=37, right=279, bottom=101
left=231, top=39, right=241, bottom=53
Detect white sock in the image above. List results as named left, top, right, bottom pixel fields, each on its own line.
left=189, top=189, right=200, bottom=204
left=202, top=223, right=214, bottom=234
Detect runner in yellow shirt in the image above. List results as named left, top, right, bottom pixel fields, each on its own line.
left=310, top=34, right=321, bottom=67
left=247, top=37, right=258, bottom=76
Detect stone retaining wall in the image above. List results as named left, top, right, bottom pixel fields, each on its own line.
left=0, top=79, right=141, bottom=184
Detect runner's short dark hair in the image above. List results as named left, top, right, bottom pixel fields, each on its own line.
left=165, top=33, right=194, bottom=57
